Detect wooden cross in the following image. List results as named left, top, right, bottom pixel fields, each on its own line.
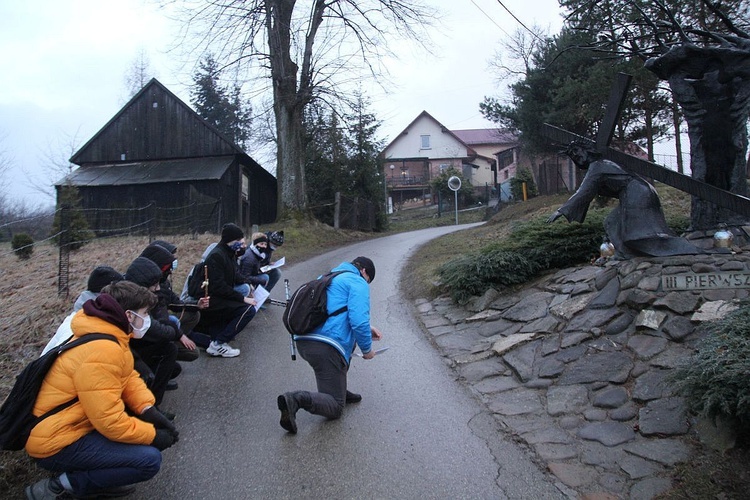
left=542, top=73, right=750, bottom=218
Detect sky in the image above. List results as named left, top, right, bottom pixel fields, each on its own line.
left=0, top=0, right=570, bottom=207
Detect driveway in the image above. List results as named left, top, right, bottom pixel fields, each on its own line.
left=132, top=225, right=565, bottom=499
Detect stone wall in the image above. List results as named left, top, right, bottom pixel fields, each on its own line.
left=415, top=249, right=750, bottom=498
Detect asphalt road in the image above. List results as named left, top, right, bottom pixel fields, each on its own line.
left=133, top=225, right=565, bottom=499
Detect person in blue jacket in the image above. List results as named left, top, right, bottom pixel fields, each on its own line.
left=277, top=256, right=383, bottom=434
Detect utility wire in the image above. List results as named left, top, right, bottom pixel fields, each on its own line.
left=496, top=0, right=546, bottom=42
left=469, top=0, right=513, bottom=38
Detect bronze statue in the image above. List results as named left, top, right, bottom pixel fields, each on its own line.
left=547, top=142, right=706, bottom=259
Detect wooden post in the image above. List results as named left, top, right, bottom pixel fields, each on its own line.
left=334, top=192, right=340, bottom=229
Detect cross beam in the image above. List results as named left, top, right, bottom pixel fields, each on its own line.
left=542, top=123, right=750, bottom=218
left=542, top=71, right=750, bottom=219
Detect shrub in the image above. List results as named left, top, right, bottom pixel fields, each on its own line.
left=671, top=304, right=750, bottom=441
left=11, top=233, right=34, bottom=260
left=438, top=249, right=540, bottom=303
left=510, top=167, right=538, bottom=200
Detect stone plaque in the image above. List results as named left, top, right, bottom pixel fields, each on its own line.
left=662, top=272, right=750, bottom=290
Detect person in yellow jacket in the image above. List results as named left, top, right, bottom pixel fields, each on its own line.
left=24, top=281, right=179, bottom=500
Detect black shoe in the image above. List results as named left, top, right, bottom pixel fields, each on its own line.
left=277, top=393, right=299, bottom=434
left=166, top=380, right=178, bottom=391
left=345, top=391, right=362, bottom=404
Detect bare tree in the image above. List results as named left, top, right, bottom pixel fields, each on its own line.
left=168, top=0, right=435, bottom=217
left=123, top=49, right=157, bottom=99
left=24, top=130, right=83, bottom=201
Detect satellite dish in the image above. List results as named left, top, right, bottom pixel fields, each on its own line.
left=448, top=176, right=461, bottom=192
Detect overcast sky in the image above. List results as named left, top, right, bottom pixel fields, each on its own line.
left=0, top=0, right=565, bottom=207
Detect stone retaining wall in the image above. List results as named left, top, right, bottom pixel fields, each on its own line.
left=416, top=249, right=750, bottom=498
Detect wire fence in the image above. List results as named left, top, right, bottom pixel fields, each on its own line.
left=1, top=199, right=223, bottom=296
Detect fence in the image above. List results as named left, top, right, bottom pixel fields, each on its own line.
left=1, top=199, right=223, bottom=297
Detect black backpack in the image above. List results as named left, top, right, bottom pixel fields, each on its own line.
left=282, top=270, right=352, bottom=336
left=0, top=333, right=117, bottom=451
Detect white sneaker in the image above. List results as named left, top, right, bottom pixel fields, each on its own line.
left=206, top=341, right=240, bottom=358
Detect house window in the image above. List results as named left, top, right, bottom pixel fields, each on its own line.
left=421, top=135, right=431, bottom=149
left=242, top=173, right=249, bottom=200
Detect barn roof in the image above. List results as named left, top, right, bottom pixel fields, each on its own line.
left=57, top=156, right=234, bottom=187
left=70, top=78, right=254, bottom=166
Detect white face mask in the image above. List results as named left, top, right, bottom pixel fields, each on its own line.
left=128, top=311, right=151, bottom=339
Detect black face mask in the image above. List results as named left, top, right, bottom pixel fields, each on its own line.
left=235, top=247, right=246, bottom=257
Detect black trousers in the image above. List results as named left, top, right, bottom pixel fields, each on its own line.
left=295, top=340, right=348, bottom=419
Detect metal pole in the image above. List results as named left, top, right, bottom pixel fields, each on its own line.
left=454, top=191, right=458, bottom=225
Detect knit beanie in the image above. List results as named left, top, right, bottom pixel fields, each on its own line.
left=268, top=231, right=284, bottom=246
left=125, top=257, right=163, bottom=288
left=152, top=240, right=177, bottom=255
left=87, top=266, right=124, bottom=293
left=253, top=234, right=269, bottom=246
left=220, top=223, right=244, bottom=243
left=140, top=243, right=175, bottom=273
left=352, top=256, right=376, bottom=282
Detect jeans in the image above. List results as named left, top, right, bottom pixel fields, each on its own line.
left=208, top=304, right=256, bottom=344
left=295, top=340, right=348, bottom=419
left=34, top=431, right=161, bottom=496
left=267, top=269, right=281, bottom=292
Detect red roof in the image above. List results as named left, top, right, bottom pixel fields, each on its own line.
left=451, top=128, right=517, bottom=145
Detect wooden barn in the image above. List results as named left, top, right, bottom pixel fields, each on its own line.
left=56, top=78, right=276, bottom=235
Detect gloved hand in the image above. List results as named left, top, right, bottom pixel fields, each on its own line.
left=151, top=429, right=179, bottom=451
left=139, top=406, right=178, bottom=436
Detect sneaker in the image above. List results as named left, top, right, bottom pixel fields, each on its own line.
left=206, top=341, right=240, bottom=358
left=345, top=391, right=362, bottom=404
left=277, top=393, right=299, bottom=434
left=25, top=478, right=66, bottom=499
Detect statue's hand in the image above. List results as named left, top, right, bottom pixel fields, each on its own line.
left=547, top=210, right=563, bottom=224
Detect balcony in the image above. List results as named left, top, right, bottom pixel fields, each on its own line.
left=387, top=175, right=427, bottom=188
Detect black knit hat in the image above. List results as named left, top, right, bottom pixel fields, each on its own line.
left=268, top=230, right=284, bottom=246
left=125, top=257, right=163, bottom=288
left=152, top=240, right=177, bottom=255
left=140, top=243, right=175, bottom=272
left=352, top=256, right=376, bottom=282
left=220, top=223, right=244, bottom=243
left=87, top=266, right=124, bottom=293
left=253, top=234, right=269, bottom=246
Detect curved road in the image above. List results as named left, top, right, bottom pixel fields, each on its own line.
left=133, top=225, right=565, bottom=499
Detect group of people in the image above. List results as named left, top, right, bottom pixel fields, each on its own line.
left=23, top=222, right=383, bottom=499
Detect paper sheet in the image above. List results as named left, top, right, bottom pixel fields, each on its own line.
left=260, top=256, right=285, bottom=273
left=252, top=285, right=270, bottom=309
left=353, top=346, right=390, bottom=357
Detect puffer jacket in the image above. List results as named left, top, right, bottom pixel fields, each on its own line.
left=295, top=262, right=372, bottom=364
left=26, top=295, right=156, bottom=458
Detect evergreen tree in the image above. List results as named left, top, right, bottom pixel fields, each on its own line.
left=481, top=28, right=673, bottom=157
left=345, top=94, right=387, bottom=230
left=52, top=185, right=94, bottom=250
left=191, top=55, right=252, bottom=149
